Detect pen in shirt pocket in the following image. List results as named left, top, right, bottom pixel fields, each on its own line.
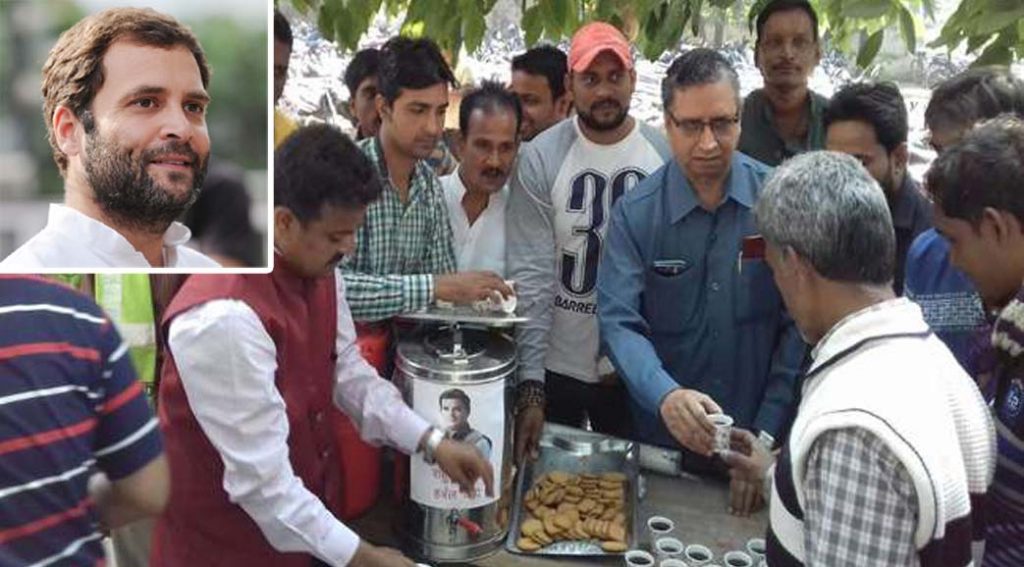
left=738, top=235, right=766, bottom=274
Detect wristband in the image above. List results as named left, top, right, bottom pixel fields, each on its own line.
left=421, top=426, right=445, bottom=464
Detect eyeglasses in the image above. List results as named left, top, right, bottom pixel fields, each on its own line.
left=667, top=113, right=739, bottom=140
left=760, top=36, right=816, bottom=55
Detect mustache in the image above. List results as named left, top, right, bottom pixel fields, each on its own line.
left=592, top=99, right=621, bottom=110
left=142, top=141, right=202, bottom=168
left=481, top=168, right=505, bottom=178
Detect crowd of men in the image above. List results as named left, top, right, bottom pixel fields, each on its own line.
left=2, top=0, right=1024, bottom=566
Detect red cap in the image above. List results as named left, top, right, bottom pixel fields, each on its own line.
left=568, top=22, right=633, bottom=73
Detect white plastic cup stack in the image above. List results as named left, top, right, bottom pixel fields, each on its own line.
left=659, top=559, right=688, bottom=567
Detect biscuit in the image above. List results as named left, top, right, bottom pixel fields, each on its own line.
left=521, top=518, right=542, bottom=537
left=518, top=537, right=541, bottom=551
left=601, top=540, right=629, bottom=552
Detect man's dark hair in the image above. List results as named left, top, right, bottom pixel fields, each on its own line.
left=343, top=48, right=381, bottom=98
left=824, top=82, right=908, bottom=153
left=511, top=45, right=568, bottom=101
left=377, top=36, right=456, bottom=104
left=925, top=67, right=1024, bottom=132
left=274, top=124, right=380, bottom=224
left=926, top=114, right=1024, bottom=225
left=755, top=0, right=819, bottom=45
left=661, top=48, right=741, bottom=112
left=274, top=9, right=292, bottom=48
left=459, top=80, right=523, bottom=136
left=439, top=388, right=471, bottom=412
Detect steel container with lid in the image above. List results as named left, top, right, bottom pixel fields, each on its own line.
left=393, top=322, right=517, bottom=563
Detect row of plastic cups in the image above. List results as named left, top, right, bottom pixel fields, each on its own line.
left=626, top=546, right=761, bottom=566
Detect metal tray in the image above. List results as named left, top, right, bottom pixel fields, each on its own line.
left=399, top=305, right=528, bottom=327
left=505, top=423, right=640, bottom=556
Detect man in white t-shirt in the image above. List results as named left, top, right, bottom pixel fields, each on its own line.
left=1, top=8, right=218, bottom=269
left=508, top=22, right=671, bottom=462
left=441, top=81, right=522, bottom=277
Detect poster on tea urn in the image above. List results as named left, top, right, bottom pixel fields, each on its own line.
left=411, top=379, right=504, bottom=508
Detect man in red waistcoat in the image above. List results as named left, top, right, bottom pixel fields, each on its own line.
left=152, top=124, right=493, bottom=567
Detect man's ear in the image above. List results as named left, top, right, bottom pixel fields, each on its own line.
left=983, top=206, right=1024, bottom=245
left=892, top=142, right=909, bottom=178
left=782, top=245, right=813, bottom=280
left=375, top=94, right=390, bottom=122
left=273, top=206, right=297, bottom=244
left=555, top=92, right=573, bottom=118
left=454, top=130, right=467, bottom=155
left=53, top=105, right=84, bottom=161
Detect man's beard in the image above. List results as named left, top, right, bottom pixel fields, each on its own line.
left=84, top=129, right=207, bottom=235
left=577, top=99, right=629, bottom=132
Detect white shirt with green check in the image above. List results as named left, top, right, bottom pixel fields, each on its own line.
left=341, top=137, right=457, bottom=322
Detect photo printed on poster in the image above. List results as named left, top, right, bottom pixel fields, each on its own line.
left=411, top=379, right=504, bottom=508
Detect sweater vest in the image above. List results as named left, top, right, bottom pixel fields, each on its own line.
left=151, top=265, right=341, bottom=567
left=768, top=308, right=994, bottom=567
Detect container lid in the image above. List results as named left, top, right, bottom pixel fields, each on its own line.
left=396, top=326, right=516, bottom=383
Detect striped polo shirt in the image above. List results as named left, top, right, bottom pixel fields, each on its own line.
left=0, top=275, right=162, bottom=566
left=988, top=288, right=1024, bottom=566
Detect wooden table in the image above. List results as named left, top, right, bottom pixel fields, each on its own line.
left=350, top=468, right=767, bottom=566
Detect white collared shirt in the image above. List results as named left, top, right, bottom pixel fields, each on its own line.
left=441, top=170, right=508, bottom=277
left=0, top=204, right=219, bottom=269
left=167, top=274, right=431, bottom=565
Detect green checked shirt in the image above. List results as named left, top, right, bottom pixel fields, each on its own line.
left=341, top=137, right=457, bottom=322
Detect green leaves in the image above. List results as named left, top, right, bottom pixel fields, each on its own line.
left=287, top=0, right=1017, bottom=70
left=897, top=5, right=916, bottom=54
left=841, top=0, right=891, bottom=20
left=930, top=0, right=1023, bottom=66
left=857, top=29, right=884, bottom=68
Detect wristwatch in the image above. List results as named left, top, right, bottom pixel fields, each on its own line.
left=421, top=426, right=445, bottom=464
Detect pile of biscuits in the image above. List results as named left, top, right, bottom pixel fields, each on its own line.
left=516, top=471, right=629, bottom=553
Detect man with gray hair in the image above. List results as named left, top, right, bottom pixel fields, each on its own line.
left=723, top=151, right=994, bottom=566
left=597, top=48, right=804, bottom=516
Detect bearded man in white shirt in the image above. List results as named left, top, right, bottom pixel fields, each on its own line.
left=440, top=81, right=521, bottom=277
left=151, top=124, right=492, bottom=567
left=0, top=8, right=219, bottom=269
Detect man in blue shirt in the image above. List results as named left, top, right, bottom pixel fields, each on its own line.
left=597, top=49, right=805, bottom=514
left=904, top=68, right=1024, bottom=381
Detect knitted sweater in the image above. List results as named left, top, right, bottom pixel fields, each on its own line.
left=767, top=299, right=995, bottom=567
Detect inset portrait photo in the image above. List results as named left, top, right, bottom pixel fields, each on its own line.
left=0, top=0, right=269, bottom=270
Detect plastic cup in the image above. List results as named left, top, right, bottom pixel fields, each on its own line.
left=645, top=515, right=675, bottom=547
left=654, top=536, right=684, bottom=561
left=624, top=549, right=656, bottom=567
left=723, top=550, right=753, bottom=567
left=709, top=413, right=734, bottom=453
left=684, top=543, right=714, bottom=566
left=746, top=537, right=766, bottom=561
